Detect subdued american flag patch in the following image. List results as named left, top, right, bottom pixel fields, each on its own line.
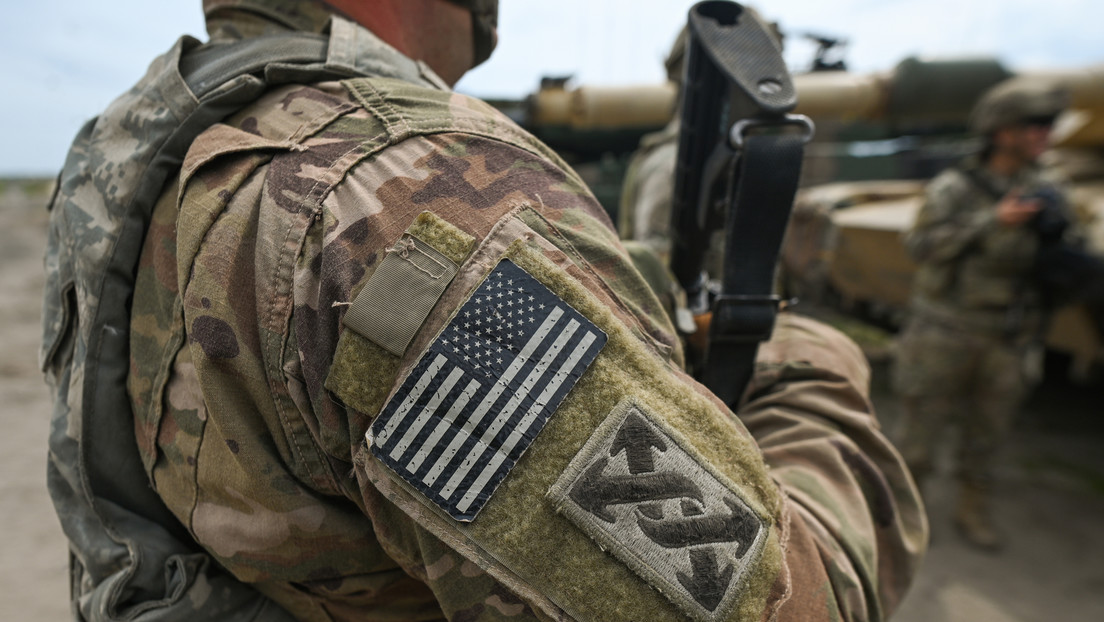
left=368, top=259, right=607, bottom=522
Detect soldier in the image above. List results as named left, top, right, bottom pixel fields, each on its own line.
left=893, top=79, right=1071, bottom=551
left=44, top=1, right=925, bottom=620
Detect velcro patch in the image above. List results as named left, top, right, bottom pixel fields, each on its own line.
left=548, top=400, right=767, bottom=621
left=369, top=259, right=607, bottom=522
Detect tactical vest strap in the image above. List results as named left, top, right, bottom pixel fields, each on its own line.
left=180, top=32, right=330, bottom=94
left=89, top=24, right=340, bottom=535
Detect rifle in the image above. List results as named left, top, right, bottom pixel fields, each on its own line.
left=669, top=1, right=814, bottom=406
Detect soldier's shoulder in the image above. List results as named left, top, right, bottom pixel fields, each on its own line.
left=926, top=166, right=973, bottom=197
left=183, top=77, right=567, bottom=187
left=342, top=77, right=562, bottom=161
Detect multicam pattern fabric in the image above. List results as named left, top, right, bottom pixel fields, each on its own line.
left=50, top=2, right=925, bottom=621
left=42, top=25, right=308, bottom=622
left=43, top=3, right=451, bottom=619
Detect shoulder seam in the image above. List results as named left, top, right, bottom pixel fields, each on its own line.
left=346, top=78, right=416, bottom=145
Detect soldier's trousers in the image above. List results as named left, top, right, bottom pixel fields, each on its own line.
left=892, top=317, right=1036, bottom=489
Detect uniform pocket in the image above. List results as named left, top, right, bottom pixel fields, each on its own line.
left=40, top=279, right=77, bottom=376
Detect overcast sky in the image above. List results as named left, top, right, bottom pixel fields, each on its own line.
left=2, top=0, right=1101, bottom=176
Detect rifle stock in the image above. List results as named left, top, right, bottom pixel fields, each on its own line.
left=669, top=1, right=812, bottom=405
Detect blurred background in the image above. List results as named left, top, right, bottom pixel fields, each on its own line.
left=2, top=1, right=1102, bottom=620
left=3, top=0, right=1103, bottom=177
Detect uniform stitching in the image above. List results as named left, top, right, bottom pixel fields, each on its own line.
left=267, top=137, right=385, bottom=492
left=355, top=80, right=413, bottom=143
left=265, top=217, right=317, bottom=477
left=343, top=77, right=587, bottom=188
left=288, top=101, right=359, bottom=145
left=765, top=488, right=795, bottom=622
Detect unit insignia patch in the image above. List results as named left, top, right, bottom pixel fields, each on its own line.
left=549, top=400, right=766, bottom=621
left=369, top=259, right=607, bottom=522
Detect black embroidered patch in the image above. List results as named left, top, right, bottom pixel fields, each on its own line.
left=548, top=400, right=766, bottom=621
left=369, top=259, right=607, bottom=522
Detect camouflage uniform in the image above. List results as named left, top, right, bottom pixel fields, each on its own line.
left=51, top=1, right=926, bottom=620
left=893, top=159, right=1053, bottom=489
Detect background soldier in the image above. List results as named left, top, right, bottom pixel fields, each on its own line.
left=44, top=1, right=925, bottom=619
left=893, top=79, right=1072, bottom=551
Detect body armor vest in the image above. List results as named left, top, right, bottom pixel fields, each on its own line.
left=42, top=18, right=378, bottom=621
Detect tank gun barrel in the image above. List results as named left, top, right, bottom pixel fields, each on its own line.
left=517, top=61, right=1104, bottom=153
left=526, top=57, right=1015, bottom=132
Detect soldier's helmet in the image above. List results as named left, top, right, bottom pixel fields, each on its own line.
left=969, top=78, right=1069, bottom=135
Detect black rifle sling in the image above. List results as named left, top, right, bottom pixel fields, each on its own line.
left=702, top=132, right=805, bottom=406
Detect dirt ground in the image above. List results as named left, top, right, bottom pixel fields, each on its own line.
left=1, top=179, right=1102, bottom=621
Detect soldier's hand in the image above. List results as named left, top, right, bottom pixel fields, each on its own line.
left=995, top=191, right=1041, bottom=227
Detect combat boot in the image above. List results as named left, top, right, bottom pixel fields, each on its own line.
left=954, top=483, right=1004, bottom=552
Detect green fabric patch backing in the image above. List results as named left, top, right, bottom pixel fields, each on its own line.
left=406, top=211, right=475, bottom=265
left=327, top=330, right=400, bottom=421
left=326, top=212, right=475, bottom=417
left=372, top=231, right=784, bottom=622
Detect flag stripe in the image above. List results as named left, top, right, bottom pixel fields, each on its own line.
left=404, top=378, right=481, bottom=474
left=456, top=330, right=600, bottom=512
left=374, top=353, right=447, bottom=447
left=420, top=307, right=564, bottom=490
left=501, top=330, right=600, bottom=456
left=458, top=307, right=565, bottom=434
left=388, top=366, right=465, bottom=461
left=474, top=319, right=581, bottom=449
left=440, top=317, right=581, bottom=501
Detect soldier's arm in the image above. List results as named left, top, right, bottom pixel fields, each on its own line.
left=903, top=170, right=998, bottom=263
left=314, top=138, right=925, bottom=622
left=739, top=313, right=927, bottom=619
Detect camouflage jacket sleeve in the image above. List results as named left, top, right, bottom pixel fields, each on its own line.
left=133, top=78, right=924, bottom=622
left=904, top=168, right=1036, bottom=269
left=740, top=314, right=927, bottom=619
